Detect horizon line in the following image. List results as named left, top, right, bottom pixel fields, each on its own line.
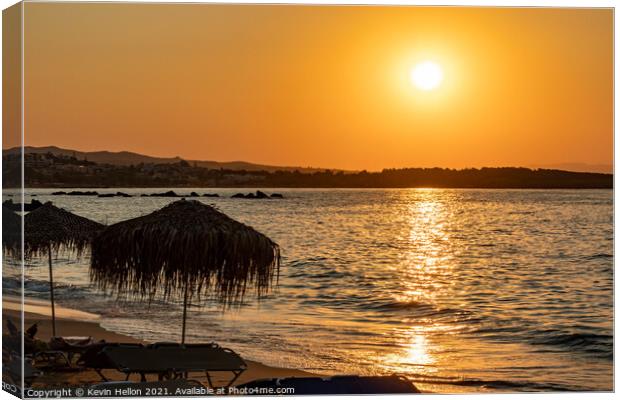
left=4, top=144, right=614, bottom=174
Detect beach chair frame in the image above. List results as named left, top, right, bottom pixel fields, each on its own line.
left=92, top=343, right=247, bottom=388
left=32, top=350, right=73, bottom=370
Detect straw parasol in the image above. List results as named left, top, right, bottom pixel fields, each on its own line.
left=90, top=199, right=280, bottom=344
left=3, top=206, right=21, bottom=256
left=24, top=202, right=104, bottom=336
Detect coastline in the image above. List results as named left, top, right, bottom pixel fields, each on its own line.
left=2, top=298, right=319, bottom=388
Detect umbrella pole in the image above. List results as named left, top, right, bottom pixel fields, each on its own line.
left=181, top=281, right=189, bottom=344
left=48, top=244, right=57, bottom=337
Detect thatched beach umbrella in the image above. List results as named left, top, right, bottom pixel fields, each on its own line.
left=24, top=202, right=104, bottom=336
left=3, top=206, right=21, bottom=256
left=90, top=199, right=280, bottom=344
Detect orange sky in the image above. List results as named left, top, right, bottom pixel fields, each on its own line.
left=11, top=4, right=614, bottom=171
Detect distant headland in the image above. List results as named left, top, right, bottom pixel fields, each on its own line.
left=2, top=146, right=613, bottom=189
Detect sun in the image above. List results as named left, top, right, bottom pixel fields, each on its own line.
left=410, top=61, right=444, bottom=91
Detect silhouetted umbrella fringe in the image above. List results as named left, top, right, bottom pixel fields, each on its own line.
left=23, top=202, right=104, bottom=336
left=24, top=202, right=104, bottom=258
left=3, top=206, right=21, bottom=256
left=90, top=199, right=280, bottom=306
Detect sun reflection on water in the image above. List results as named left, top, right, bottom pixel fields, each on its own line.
left=383, top=330, right=437, bottom=375
left=397, top=190, right=455, bottom=302
left=404, top=333, right=434, bottom=365
left=383, top=189, right=457, bottom=374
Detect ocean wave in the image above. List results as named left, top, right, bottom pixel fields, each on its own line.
left=2, top=276, right=21, bottom=290
left=367, top=299, right=471, bottom=314
left=3, top=275, right=96, bottom=303
left=529, top=330, right=612, bottom=358
left=367, top=300, right=432, bottom=311
left=469, top=319, right=613, bottom=360
left=580, top=253, right=613, bottom=261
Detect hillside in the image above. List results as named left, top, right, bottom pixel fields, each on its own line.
left=2, top=146, right=338, bottom=173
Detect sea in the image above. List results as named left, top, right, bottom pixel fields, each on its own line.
left=3, top=188, right=613, bottom=393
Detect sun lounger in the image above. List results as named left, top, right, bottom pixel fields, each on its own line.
left=98, top=344, right=247, bottom=387
left=49, top=336, right=97, bottom=363
left=235, top=375, right=420, bottom=395
left=32, top=350, right=74, bottom=371
left=33, top=337, right=115, bottom=372
left=50, top=336, right=96, bottom=348
left=76, top=343, right=145, bottom=381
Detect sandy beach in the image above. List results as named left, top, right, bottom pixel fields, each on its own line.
left=3, top=297, right=318, bottom=388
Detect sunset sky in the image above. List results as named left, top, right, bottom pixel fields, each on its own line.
left=11, top=4, right=613, bottom=171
